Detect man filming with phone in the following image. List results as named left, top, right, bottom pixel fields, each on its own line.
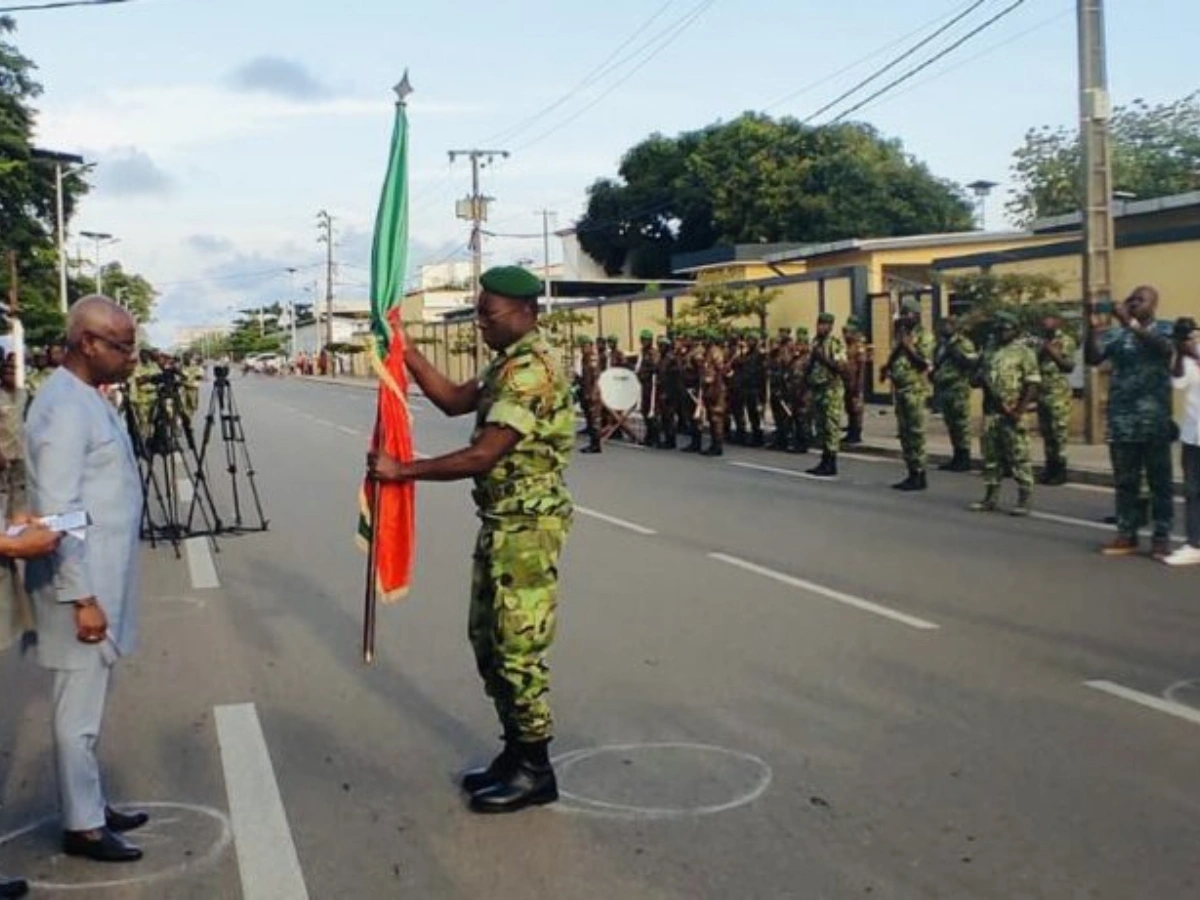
left=1165, top=316, right=1200, bottom=565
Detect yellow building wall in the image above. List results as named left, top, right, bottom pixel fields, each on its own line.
left=825, top=277, right=853, bottom=326
left=767, top=281, right=822, bottom=334
left=1113, top=239, right=1200, bottom=320
left=694, top=261, right=805, bottom=284
left=630, top=297, right=669, bottom=341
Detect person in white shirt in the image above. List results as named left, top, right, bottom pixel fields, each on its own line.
left=1166, top=317, right=1200, bottom=565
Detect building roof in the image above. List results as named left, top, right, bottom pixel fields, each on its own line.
left=762, top=230, right=1035, bottom=264
left=672, top=243, right=813, bottom=274
left=1032, top=190, right=1200, bottom=233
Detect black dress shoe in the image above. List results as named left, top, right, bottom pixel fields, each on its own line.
left=62, top=827, right=144, bottom=863
left=106, top=806, right=149, bottom=833
left=0, top=875, right=28, bottom=899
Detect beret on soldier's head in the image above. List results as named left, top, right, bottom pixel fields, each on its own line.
left=900, top=297, right=922, bottom=315
left=993, top=310, right=1019, bottom=326
left=640, top=329, right=654, bottom=340
left=818, top=312, right=836, bottom=324
left=778, top=326, right=792, bottom=336
left=796, top=326, right=810, bottom=338
left=606, top=334, right=619, bottom=343
left=844, top=316, right=862, bottom=331
left=480, top=265, right=543, bottom=300
left=577, top=334, right=594, bottom=345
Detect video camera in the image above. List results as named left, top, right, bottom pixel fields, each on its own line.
left=213, top=364, right=230, bottom=381
left=148, top=367, right=183, bottom=390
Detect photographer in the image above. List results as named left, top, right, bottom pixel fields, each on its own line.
left=1165, top=317, right=1200, bottom=565
left=1085, top=285, right=1175, bottom=558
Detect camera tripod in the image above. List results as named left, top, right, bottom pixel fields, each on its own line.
left=137, top=375, right=223, bottom=548
left=122, top=391, right=183, bottom=558
left=187, top=368, right=268, bottom=533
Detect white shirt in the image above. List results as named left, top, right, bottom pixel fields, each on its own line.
left=1172, top=355, right=1200, bottom=445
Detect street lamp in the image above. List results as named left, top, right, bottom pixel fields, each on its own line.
left=31, top=148, right=87, bottom=315
left=967, top=180, right=998, bottom=230
left=79, top=230, right=120, bottom=295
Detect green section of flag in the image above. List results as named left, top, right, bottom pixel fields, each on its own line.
left=369, top=99, right=410, bottom=355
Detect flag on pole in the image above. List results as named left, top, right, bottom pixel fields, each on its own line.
left=357, top=72, right=415, bottom=603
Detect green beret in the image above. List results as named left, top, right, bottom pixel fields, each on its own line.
left=845, top=316, right=862, bottom=331
left=993, top=310, right=1019, bottom=326
left=605, top=334, right=617, bottom=343
left=480, top=265, right=543, bottom=300
left=639, top=329, right=653, bottom=341
left=818, top=312, right=835, bottom=325
left=900, top=297, right=922, bottom=315
left=778, top=327, right=792, bottom=336
left=796, top=326, right=810, bottom=338
left=576, top=334, right=594, bottom=346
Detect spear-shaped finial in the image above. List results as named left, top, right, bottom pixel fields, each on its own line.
left=394, top=70, right=413, bottom=106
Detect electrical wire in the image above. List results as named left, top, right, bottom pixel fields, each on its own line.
left=801, top=0, right=989, bottom=124
left=0, top=0, right=134, bottom=12
left=511, top=0, right=718, bottom=152
left=828, top=0, right=1029, bottom=123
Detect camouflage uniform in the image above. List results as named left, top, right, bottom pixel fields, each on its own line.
left=469, top=329, right=575, bottom=743
left=1096, top=321, right=1175, bottom=542
left=768, top=339, right=794, bottom=450
left=701, top=341, right=727, bottom=455
left=635, top=336, right=660, bottom=447
left=807, top=333, right=846, bottom=455
left=842, top=330, right=869, bottom=445
left=727, top=341, right=748, bottom=444
left=577, top=339, right=602, bottom=453
left=656, top=339, right=680, bottom=449
left=182, top=362, right=205, bottom=420
left=788, top=334, right=812, bottom=453
left=742, top=338, right=766, bottom=446
left=680, top=341, right=705, bottom=452
left=887, top=325, right=935, bottom=475
left=932, top=330, right=980, bottom=465
left=978, top=339, right=1041, bottom=492
left=1036, top=328, right=1078, bottom=478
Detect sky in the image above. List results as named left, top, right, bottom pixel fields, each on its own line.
left=8, top=0, right=1198, bottom=345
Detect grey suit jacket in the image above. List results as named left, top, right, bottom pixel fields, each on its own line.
left=25, top=368, right=143, bottom=670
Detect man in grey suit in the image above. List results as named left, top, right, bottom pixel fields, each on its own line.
left=25, top=296, right=147, bottom=863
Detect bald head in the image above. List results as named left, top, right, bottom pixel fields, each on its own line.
left=66, top=295, right=133, bottom=347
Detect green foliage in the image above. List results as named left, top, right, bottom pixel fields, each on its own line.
left=0, top=17, right=92, bottom=346
left=577, top=112, right=974, bottom=278
left=538, top=307, right=593, bottom=348
left=673, top=283, right=780, bottom=335
left=944, top=272, right=1072, bottom=346
left=1009, top=93, right=1200, bottom=224
left=448, top=332, right=476, bottom=357
left=226, top=304, right=285, bottom=356
left=74, top=262, right=158, bottom=323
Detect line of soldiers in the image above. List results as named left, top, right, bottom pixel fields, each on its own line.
left=571, top=298, right=1078, bottom=513
left=573, top=315, right=872, bottom=477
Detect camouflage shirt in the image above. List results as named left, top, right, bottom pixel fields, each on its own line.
left=889, top=326, right=934, bottom=394
left=1098, top=321, right=1174, bottom=442
left=932, top=333, right=980, bottom=389
left=806, top=335, right=847, bottom=389
left=473, top=329, right=574, bottom=520
left=980, top=340, right=1041, bottom=413
left=1038, top=329, right=1078, bottom=393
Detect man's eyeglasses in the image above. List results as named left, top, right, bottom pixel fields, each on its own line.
left=86, top=331, right=137, bottom=356
left=475, top=307, right=519, bottom=326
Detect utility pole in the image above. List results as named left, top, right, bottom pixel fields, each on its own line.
left=317, top=210, right=335, bottom=352
left=6, top=251, right=24, bottom=390
left=1079, top=0, right=1115, bottom=444
left=80, top=230, right=118, bottom=297
left=449, top=148, right=509, bottom=371
left=537, top=209, right=556, bottom=315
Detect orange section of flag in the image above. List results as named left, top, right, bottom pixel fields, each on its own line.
left=358, top=311, right=415, bottom=603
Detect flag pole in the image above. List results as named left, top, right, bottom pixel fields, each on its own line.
left=361, top=71, right=414, bottom=664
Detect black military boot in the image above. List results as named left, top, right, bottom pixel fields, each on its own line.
left=580, top=433, right=602, bottom=454
left=640, top=422, right=658, bottom=448
left=682, top=432, right=702, bottom=453
left=750, top=428, right=765, bottom=447
left=701, top=438, right=724, bottom=457
left=842, top=425, right=863, bottom=446
left=469, top=740, right=558, bottom=814
left=1044, top=459, right=1068, bottom=486
left=806, top=452, right=831, bottom=476
left=952, top=449, right=972, bottom=472
left=462, top=736, right=519, bottom=794
left=892, top=468, right=917, bottom=490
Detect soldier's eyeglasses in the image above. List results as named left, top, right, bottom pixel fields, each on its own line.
left=86, top=331, right=137, bottom=356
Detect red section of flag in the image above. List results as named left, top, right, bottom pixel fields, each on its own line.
left=359, top=310, right=415, bottom=602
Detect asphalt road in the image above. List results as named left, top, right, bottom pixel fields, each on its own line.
left=2, top=373, right=1198, bottom=899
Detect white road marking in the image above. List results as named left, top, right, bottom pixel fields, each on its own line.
left=839, top=452, right=888, bottom=464
left=708, top=552, right=940, bottom=631
left=337, top=425, right=361, bottom=436
left=575, top=506, right=657, bottom=536
left=727, top=461, right=840, bottom=482
left=312, top=418, right=335, bottom=428
left=1084, top=680, right=1200, bottom=727
left=1030, top=511, right=1183, bottom=542
left=1065, top=482, right=1184, bottom=505
left=185, top=536, right=220, bottom=590
left=215, top=703, right=310, bottom=900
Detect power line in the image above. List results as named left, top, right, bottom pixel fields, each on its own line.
left=829, top=0, right=1029, bottom=124
left=802, top=0, right=989, bottom=124
left=512, top=0, right=718, bottom=152
left=480, top=0, right=679, bottom=147
left=0, top=0, right=134, bottom=12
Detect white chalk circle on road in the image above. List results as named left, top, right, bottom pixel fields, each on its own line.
left=0, top=801, right=232, bottom=892
left=552, top=742, right=772, bottom=819
left=1164, top=678, right=1200, bottom=710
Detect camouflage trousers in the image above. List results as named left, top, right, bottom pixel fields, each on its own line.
left=894, top=389, right=929, bottom=471
left=1109, top=441, right=1173, bottom=540
left=812, top=384, right=844, bottom=454
left=982, top=415, right=1033, bottom=488
left=939, top=384, right=972, bottom=453
left=1037, top=387, right=1071, bottom=464
left=469, top=516, right=570, bottom=742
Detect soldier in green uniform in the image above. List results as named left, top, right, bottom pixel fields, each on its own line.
left=742, top=331, right=766, bottom=447
left=370, top=266, right=574, bottom=814
left=841, top=317, right=869, bottom=446
left=182, top=355, right=205, bottom=421
left=881, top=298, right=935, bottom=491
left=931, top=314, right=980, bottom=472
left=726, top=334, right=748, bottom=445
left=806, top=313, right=847, bottom=477
left=1035, top=312, right=1078, bottom=485
left=128, top=349, right=160, bottom=445
left=788, top=327, right=812, bottom=454
left=656, top=335, right=679, bottom=449
left=634, top=330, right=660, bottom=447
left=680, top=332, right=705, bottom=453
left=970, top=311, right=1042, bottom=516
left=700, top=330, right=727, bottom=456
left=576, top=336, right=602, bottom=454
left=768, top=329, right=794, bottom=450
left=1085, top=285, right=1175, bottom=558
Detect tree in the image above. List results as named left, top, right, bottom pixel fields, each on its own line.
left=0, top=16, right=90, bottom=345
left=74, top=262, right=158, bottom=323
left=226, top=304, right=285, bottom=357
left=1008, top=93, right=1200, bottom=224
left=672, top=283, right=780, bottom=336
left=943, top=272, right=1070, bottom=347
left=577, top=112, right=974, bottom=278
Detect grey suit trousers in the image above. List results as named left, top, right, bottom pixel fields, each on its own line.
left=52, top=650, right=113, bottom=831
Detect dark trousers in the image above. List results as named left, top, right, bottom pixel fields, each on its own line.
left=1182, top=444, right=1200, bottom=547
left=1110, top=440, right=1173, bottom=539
